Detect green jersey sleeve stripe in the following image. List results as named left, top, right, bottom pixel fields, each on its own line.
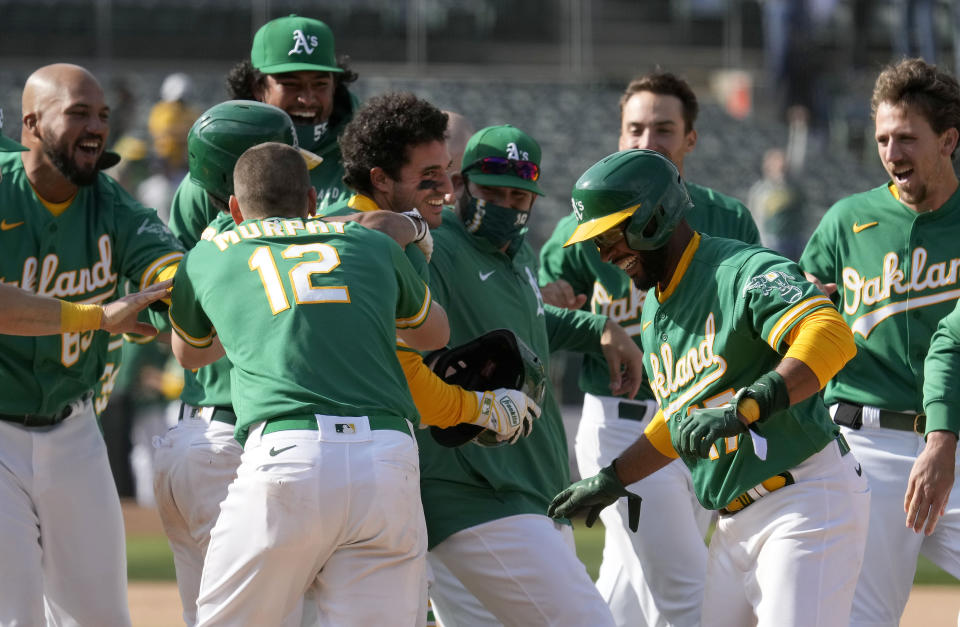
left=169, top=309, right=215, bottom=348
left=139, top=251, right=184, bottom=290
left=396, top=283, right=432, bottom=328
left=767, top=295, right=834, bottom=349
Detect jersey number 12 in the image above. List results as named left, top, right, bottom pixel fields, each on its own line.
left=249, top=243, right=350, bottom=315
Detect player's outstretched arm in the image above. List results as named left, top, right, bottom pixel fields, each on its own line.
left=100, top=280, right=174, bottom=335
left=171, top=333, right=225, bottom=370
left=397, top=300, right=449, bottom=351
left=0, top=280, right=171, bottom=336
left=328, top=209, right=433, bottom=260
left=600, top=319, right=645, bottom=398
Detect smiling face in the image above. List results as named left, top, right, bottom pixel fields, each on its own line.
left=618, top=91, right=696, bottom=174
left=875, top=101, right=960, bottom=212
left=255, top=70, right=335, bottom=127
left=377, top=140, right=453, bottom=227
left=594, top=221, right=669, bottom=291
left=37, top=74, right=109, bottom=186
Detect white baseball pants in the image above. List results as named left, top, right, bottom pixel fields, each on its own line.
left=842, top=425, right=960, bottom=627
left=702, top=436, right=870, bottom=627
left=0, top=402, right=130, bottom=626
left=196, top=416, right=427, bottom=626
left=574, top=393, right=712, bottom=627
left=428, top=513, right=615, bottom=627
left=153, top=408, right=242, bottom=626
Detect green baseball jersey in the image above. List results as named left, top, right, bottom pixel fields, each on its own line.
left=169, top=217, right=428, bottom=442
left=800, top=183, right=960, bottom=413
left=419, top=209, right=608, bottom=548
left=539, top=182, right=759, bottom=399
left=0, top=151, right=184, bottom=415
left=923, top=299, right=960, bottom=435
left=175, top=211, right=237, bottom=408
left=642, top=234, right=837, bottom=510
left=319, top=193, right=430, bottom=285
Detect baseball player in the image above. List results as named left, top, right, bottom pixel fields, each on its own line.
left=169, top=15, right=357, bottom=240
left=539, top=70, right=759, bottom=627
left=419, top=124, right=644, bottom=627
left=328, top=93, right=541, bottom=441
left=0, top=63, right=184, bottom=626
left=800, top=58, right=960, bottom=627
left=155, top=99, right=433, bottom=625
left=168, top=142, right=449, bottom=625
left=549, top=149, right=870, bottom=627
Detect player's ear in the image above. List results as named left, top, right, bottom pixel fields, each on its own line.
left=306, top=186, right=318, bottom=216
left=228, top=195, right=243, bottom=225
left=22, top=112, right=39, bottom=136
left=683, top=128, right=697, bottom=155
left=370, top=167, right=391, bottom=194
left=940, top=127, right=958, bottom=157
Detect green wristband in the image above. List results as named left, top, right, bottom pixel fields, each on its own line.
left=745, top=370, right=789, bottom=422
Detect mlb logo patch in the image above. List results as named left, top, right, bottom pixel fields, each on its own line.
left=335, top=423, right=356, bottom=434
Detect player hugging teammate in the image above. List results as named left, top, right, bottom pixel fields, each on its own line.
left=5, top=13, right=959, bottom=625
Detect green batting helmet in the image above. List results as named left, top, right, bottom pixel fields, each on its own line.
left=187, top=100, right=321, bottom=203
left=564, top=149, right=692, bottom=250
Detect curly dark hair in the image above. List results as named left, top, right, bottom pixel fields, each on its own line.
left=619, top=70, right=699, bottom=134
left=872, top=58, right=960, bottom=157
left=225, top=56, right=359, bottom=130
left=339, top=92, right=449, bottom=196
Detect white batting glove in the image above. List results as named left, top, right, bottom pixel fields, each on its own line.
left=400, top=208, right=433, bottom=262
left=472, top=388, right=542, bottom=444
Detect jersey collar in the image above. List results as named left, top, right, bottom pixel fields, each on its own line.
left=656, top=232, right=701, bottom=304
left=347, top=193, right=380, bottom=213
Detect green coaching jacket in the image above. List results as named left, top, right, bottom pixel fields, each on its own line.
left=418, top=208, right=608, bottom=549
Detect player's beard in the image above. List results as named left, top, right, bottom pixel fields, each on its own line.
left=627, top=247, right=669, bottom=291
left=43, top=137, right=99, bottom=186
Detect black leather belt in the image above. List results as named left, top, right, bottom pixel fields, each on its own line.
left=619, top=401, right=651, bottom=422
left=179, top=403, right=238, bottom=426
left=0, top=395, right=90, bottom=427
left=834, top=401, right=925, bottom=434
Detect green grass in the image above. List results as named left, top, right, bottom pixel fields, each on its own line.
left=126, top=535, right=176, bottom=581
left=126, top=524, right=959, bottom=585
left=570, top=520, right=958, bottom=586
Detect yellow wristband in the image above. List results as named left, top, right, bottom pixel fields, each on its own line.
left=60, top=301, right=104, bottom=332
left=737, top=397, right=761, bottom=424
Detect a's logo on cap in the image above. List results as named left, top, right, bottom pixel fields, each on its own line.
left=289, top=29, right=318, bottom=56
left=571, top=198, right=584, bottom=221
left=506, top=142, right=529, bottom=161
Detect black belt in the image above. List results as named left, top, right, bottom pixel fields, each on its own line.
left=0, top=395, right=90, bottom=427
left=619, top=401, right=651, bottom=422
left=179, top=403, right=238, bottom=426
left=833, top=401, right=925, bottom=434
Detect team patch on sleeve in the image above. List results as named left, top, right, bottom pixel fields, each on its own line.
left=743, top=270, right=804, bottom=304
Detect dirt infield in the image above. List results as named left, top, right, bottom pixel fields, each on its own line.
left=123, top=504, right=958, bottom=625
left=128, top=582, right=958, bottom=626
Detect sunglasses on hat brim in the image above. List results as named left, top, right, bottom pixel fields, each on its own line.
left=464, top=156, right=540, bottom=182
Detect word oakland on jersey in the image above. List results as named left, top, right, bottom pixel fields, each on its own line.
left=801, top=182, right=960, bottom=415
left=643, top=234, right=837, bottom=508
left=169, top=216, right=428, bottom=441
left=0, top=150, right=184, bottom=414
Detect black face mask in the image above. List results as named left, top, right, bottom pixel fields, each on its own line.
left=460, top=192, right=529, bottom=253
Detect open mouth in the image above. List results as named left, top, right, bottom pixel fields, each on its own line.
left=892, top=167, right=914, bottom=185
left=288, top=110, right=319, bottom=125
left=75, top=138, right=102, bottom=161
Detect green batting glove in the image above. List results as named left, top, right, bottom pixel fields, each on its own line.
left=547, top=462, right=642, bottom=532
left=673, top=389, right=750, bottom=459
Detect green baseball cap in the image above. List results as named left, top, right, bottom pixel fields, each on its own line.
left=251, top=15, right=344, bottom=75
left=0, top=109, right=27, bottom=152
left=461, top=125, right=544, bottom=196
